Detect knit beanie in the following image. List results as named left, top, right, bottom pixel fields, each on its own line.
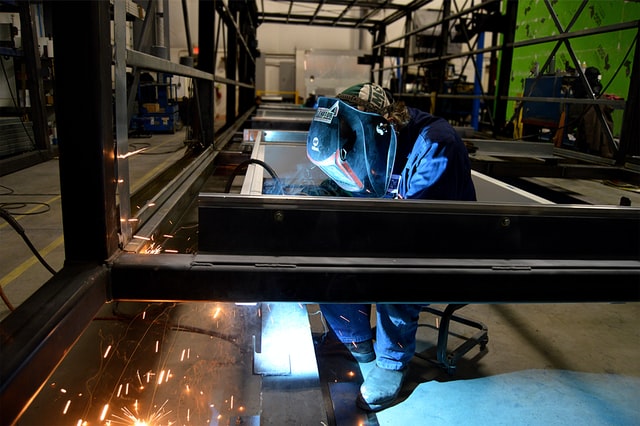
left=336, top=82, right=392, bottom=116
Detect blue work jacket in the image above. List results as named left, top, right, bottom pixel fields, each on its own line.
left=394, top=107, right=477, bottom=201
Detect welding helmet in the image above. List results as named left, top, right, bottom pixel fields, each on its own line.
left=306, top=96, right=397, bottom=197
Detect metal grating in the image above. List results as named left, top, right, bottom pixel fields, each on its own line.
left=0, top=117, right=34, bottom=158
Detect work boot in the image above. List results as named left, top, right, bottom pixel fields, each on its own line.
left=315, top=333, right=375, bottom=363
left=347, top=339, right=375, bottom=363
left=356, top=364, right=408, bottom=411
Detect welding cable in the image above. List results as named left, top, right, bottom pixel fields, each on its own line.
left=0, top=283, right=13, bottom=312
left=0, top=207, right=58, bottom=276
left=223, top=159, right=285, bottom=195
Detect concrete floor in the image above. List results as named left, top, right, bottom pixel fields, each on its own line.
left=0, top=131, right=190, bottom=318
left=1, top=128, right=639, bottom=424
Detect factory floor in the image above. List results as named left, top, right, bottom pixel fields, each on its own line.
left=1, top=128, right=639, bottom=425
left=308, top=303, right=640, bottom=425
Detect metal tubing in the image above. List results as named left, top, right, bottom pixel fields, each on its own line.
left=109, top=252, right=640, bottom=304
left=0, top=264, right=109, bottom=426
left=52, top=0, right=120, bottom=262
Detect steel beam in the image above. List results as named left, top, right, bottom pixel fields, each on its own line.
left=0, top=264, right=109, bottom=426
left=109, top=252, right=640, bottom=304
left=105, top=194, right=640, bottom=304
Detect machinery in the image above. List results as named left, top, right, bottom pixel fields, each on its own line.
left=520, top=66, right=620, bottom=158
left=130, top=72, right=181, bottom=134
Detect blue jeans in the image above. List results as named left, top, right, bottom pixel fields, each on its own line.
left=320, top=303, right=423, bottom=370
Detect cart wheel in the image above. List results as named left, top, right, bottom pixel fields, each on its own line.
left=479, top=336, right=489, bottom=351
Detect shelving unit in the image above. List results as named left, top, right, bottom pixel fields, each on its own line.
left=0, top=0, right=52, bottom=173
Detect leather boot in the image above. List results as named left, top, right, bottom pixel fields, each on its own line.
left=357, top=364, right=408, bottom=411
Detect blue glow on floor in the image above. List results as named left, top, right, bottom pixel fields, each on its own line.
left=376, top=369, right=640, bottom=425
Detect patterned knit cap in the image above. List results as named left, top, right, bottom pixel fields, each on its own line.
left=336, top=82, right=392, bottom=116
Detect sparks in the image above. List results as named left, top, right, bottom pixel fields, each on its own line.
left=99, top=404, right=109, bottom=421
left=118, top=147, right=148, bottom=159
left=143, top=242, right=162, bottom=254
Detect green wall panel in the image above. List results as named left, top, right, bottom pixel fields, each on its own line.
left=506, top=0, right=639, bottom=137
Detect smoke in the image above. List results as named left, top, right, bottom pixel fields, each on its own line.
left=262, top=161, right=331, bottom=196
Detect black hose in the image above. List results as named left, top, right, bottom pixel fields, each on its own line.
left=0, top=207, right=58, bottom=276
left=223, top=159, right=285, bottom=195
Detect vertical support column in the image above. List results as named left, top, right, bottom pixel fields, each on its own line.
left=486, top=30, right=500, bottom=123
left=18, top=1, right=49, bottom=154
left=237, top=2, right=256, bottom=113
left=400, top=12, right=413, bottom=95
left=493, top=0, right=517, bottom=135
left=471, top=32, right=484, bottom=130
left=51, top=0, right=119, bottom=262
left=435, top=0, right=451, bottom=96
left=114, top=0, right=132, bottom=243
left=225, top=11, right=238, bottom=126
left=197, top=0, right=215, bottom=146
left=372, top=26, right=386, bottom=84
left=617, top=22, right=639, bottom=161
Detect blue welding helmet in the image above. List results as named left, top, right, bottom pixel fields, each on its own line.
left=306, top=97, right=397, bottom=197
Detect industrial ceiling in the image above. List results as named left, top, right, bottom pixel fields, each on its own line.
left=255, top=0, right=434, bottom=30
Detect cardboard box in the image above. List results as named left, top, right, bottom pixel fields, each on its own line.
left=143, top=103, right=160, bottom=113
